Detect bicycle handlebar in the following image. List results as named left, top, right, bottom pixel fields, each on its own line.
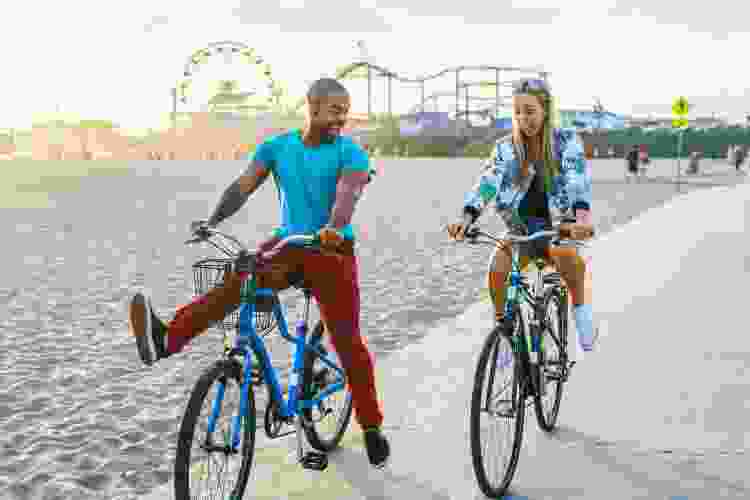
left=185, top=227, right=320, bottom=259
left=464, top=222, right=594, bottom=248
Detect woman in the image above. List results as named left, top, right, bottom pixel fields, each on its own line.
left=447, top=77, right=598, bottom=353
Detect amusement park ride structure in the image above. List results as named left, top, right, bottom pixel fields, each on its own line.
left=169, top=41, right=550, bottom=150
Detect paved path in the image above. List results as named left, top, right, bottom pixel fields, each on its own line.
left=140, top=179, right=750, bottom=499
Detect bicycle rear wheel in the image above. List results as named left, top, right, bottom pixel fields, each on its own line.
left=470, top=318, right=526, bottom=498
left=302, top=321, right=354, bottom=452
left=534, top=286, right=567, bottom=431
left=174, top=358, right=256, bottom=500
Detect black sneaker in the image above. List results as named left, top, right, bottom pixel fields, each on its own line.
left=129, top=293, right=170, bottom=366
left=363, top=426, right=390, bottom=469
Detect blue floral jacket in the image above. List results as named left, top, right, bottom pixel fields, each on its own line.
left=463, top=128, right=592, bottom=233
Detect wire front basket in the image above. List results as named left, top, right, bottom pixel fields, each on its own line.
left=192, top=258, right=277, bottom=335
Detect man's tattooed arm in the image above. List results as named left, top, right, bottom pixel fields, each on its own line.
left=207, top=161, right=270, bottom=227
left=328, top=170, right=370, bottom=230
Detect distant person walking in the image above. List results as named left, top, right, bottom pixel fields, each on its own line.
left=733, top=146, right=746, bottom=173
left=687, top=151, right=701, bottom=175
left=626, top=145, right=639, bottom=183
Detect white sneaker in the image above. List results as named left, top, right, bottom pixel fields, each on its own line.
left=567, top=302, right=583, bottom=363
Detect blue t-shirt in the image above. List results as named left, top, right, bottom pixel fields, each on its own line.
left=252, top=129, right=370, bottom=241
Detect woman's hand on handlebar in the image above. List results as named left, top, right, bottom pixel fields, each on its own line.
left=447, top=213, right=475, bottom=241
left=558, top=222, right=595, bottom=240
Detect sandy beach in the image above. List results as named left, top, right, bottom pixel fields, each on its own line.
left=0, top=157, right=745, bottom=499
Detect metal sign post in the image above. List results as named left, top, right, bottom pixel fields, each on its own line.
left=677, top=129, right=683, bottom=193
left=672, top=96, right=690, bottom=193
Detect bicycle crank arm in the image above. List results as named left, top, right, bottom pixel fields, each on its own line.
left=307, top=407, right=333, bottom=424
left=268, top=428, right=297, bottom=439
left=200, top=442, right=239, bottom=455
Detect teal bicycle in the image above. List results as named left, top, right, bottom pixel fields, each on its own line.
left=174, top=228, right=353, bottom=500
left=465, top=222, right=593, bottom=498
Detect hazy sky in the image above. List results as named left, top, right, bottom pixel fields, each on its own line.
left=2, top=0, right=749, bottom=132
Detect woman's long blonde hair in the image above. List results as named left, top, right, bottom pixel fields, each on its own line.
left=511, top=87, right=560, bottom=193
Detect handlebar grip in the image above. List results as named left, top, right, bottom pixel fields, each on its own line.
left=558, top=223, right=595, bottom=240
left=547, top=246, right=578, bottom=258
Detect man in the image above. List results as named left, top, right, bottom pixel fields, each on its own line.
left=734, top=145, right=746, bottom=173
left=687, top=151, right=701, bottom=175
left=626, top=144, right=639, bottom=182
left=447, top=77, right=599, bottom=354
left=128, top=78, right=390, bottom=468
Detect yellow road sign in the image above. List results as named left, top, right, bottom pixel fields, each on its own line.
left=672, top=118, right=688, bottom=128
left=672, top=96, right=689, bottom=117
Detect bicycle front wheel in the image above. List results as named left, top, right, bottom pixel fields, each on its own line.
left=174, top=358, right=256, bottom=500
left=302, top=321, right=354, bottom=452
left=533, top=286, right=567, bottom=432
left=470, top=319, right=526, bottom=498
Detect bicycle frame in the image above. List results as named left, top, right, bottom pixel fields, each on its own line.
left=205, top=277, right=347, bottom=451
left=504, top=249, right=551, bottom=358
left=495, top=244, right=568, bottom=404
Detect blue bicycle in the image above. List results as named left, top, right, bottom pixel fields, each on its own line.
left=174, top=228, right=353, bottom=500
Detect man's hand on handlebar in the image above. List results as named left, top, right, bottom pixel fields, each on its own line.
left=190, top=220, right=212, bottom=240
left=317, top=227, right=345, bottom=252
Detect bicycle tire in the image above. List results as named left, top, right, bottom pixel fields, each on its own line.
left=470, top=321, right=526, bottom=498
left=174, top=358, right=256, bottom=500
left=533, top=286, right=567, bottom=432
left=302, top=321, right=354, bottom=452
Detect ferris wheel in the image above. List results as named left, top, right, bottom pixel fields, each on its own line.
left=175, top=41, right=283, bottom=109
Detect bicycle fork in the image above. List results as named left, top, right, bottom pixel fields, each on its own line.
left=203, top=350, right=253, bottom=455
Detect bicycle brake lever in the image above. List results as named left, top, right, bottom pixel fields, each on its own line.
left=186, top=224, right=213, bottom=243
left=464, top=227, right=481, bottom=242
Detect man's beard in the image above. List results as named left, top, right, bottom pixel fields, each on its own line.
left=320, top=126, right=342, bottom=144
left=320, top=132, right=337, bottom=144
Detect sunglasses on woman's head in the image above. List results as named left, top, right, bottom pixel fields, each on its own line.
left=512, top=79, right=550, bottom=95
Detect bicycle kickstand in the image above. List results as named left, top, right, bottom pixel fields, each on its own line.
left=295, top=415, right=328, bottom=471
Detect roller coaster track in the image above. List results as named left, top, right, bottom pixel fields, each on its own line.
left=405, top=91, right=512, bottom=116
left=335, top=61, right=546, bottom=83
left=291, top=61, right=547, bottom=112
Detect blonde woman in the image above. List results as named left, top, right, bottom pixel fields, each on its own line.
left=448, top=77, right=599, bottom=353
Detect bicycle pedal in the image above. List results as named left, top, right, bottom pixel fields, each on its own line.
left=300, top=451, right=328, bottom=471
